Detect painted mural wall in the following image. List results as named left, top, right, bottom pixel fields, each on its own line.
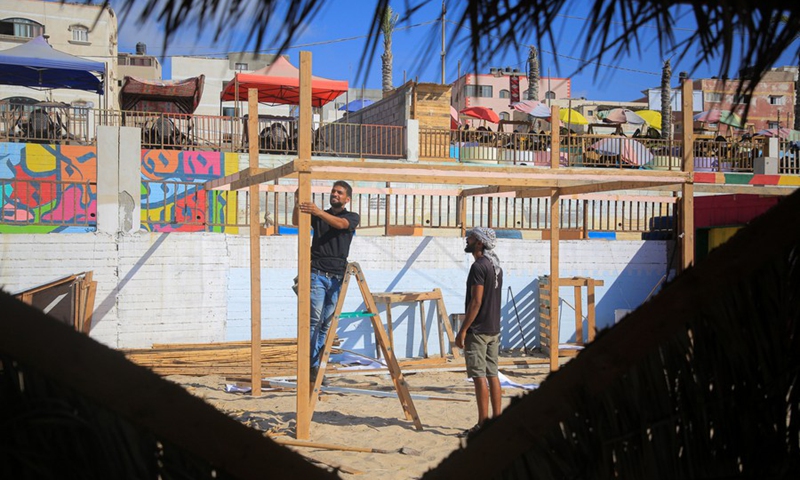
left=140, top=149, right=239, bottom=233
left=0, top=143, right=238, bottom=233
left=0, top=143, right=98, bottom=233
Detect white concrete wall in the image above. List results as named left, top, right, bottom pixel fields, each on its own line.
left=0, top=233, right=667, bottom=358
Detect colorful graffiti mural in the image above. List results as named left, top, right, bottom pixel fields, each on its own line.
left=0, top=143, right=97, bottom=233
left=140, top=149, right=239, bottom=233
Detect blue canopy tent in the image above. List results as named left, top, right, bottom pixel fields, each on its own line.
left=0, top=36, right=105, bottom=94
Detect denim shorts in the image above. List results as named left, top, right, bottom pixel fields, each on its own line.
left=464, top=332, right=500, bottom=378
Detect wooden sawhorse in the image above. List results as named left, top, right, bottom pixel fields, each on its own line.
left=539, top=276, right=604, bottom=360
left=371, top=290, right=460, bottom=359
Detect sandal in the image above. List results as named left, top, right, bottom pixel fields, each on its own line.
left=457, top=423, right=481, bottom=438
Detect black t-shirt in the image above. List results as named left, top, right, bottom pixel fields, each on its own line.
left=310, top=208, right=360, bottom=275
left=465, top=255, right=503, bottom=335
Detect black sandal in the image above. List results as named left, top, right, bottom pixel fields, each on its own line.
left=457, top=423, right=481, bottom=438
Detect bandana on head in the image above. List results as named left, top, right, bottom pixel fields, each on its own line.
left=467, top=227, right=501, bottom=288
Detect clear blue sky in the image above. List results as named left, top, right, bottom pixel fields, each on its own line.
left=113, top=0, right=799, bottom=102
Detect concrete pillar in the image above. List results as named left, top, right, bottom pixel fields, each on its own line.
left=406, top=119, right=419, bottom=162
left=97, top=125, right=141, bottom=234
left=754, top=138, right=780, bottom=175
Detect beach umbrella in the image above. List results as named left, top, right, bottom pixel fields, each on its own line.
left=756, top=128, right=800, bottom=141
left=338, top=98, right=374, bottom=112
left=450, top=105, right=460, bottom=129
left=694, top=109, right=743, bottom=128
left=636, top=110, right=662, bottom=129
left=603, top=108, right=646, bottom=125
left=510, top=100, right=551, bottom=118
left=460, top=106, right=500, bottom=124
left=558, top=108, right=588, bottom=125
left=588, top=137, right=654, bottom=166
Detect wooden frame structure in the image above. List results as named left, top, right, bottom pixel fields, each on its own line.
left=539, top=276, right=605, bottom=361
left=203, top=52, right=732, bottom=439
left=371, top=289, right=459, bottom=360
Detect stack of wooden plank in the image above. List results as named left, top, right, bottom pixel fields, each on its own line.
left=123, top=339, right=299, bottom=378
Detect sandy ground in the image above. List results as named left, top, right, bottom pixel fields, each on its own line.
left=168, top=365, right=549, bottom=479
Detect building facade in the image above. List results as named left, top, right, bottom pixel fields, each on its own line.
left=450, top=70, right=571, bottom=123
left=695, top=71, right=796, bottom=132
left=0, top=0, right=118, bottom=109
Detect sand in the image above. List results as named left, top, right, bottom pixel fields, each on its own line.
left=169, top=365, right=549, bottom=478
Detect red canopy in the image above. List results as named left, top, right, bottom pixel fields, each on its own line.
left=220, top=56, right=348, bottom=107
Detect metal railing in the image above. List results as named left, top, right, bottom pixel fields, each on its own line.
left=257, top=189, right=675, bottom=236
left=1, top=101, right=797, bottom=174
left=693, top=137, right=766, bottom=172
left=1, top=177, right=677, bottom=237
left=779, top=139, right=800, bottom=175
left=0, top=178, right=96, bottom=227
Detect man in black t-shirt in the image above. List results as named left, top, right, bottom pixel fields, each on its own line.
left=455, top=227, right=503, bottom=437
left=293, top=180, right=360, bottom=383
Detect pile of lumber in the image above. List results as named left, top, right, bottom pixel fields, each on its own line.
left=123, top=339, right=299, bottom=378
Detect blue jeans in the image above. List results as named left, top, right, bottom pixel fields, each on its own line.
left=309, top=271, right=343, bottom=368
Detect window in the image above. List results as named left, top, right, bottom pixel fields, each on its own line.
left=499, top=89, right=510, bottom=99
left=524, top=90, right=536, bottom=100
left=70, top=25, right=89, bottom=43
left=586, top=110, right=594, bottom=116
left=768, top=121, right=780, bottom=129
left=222, top=107, right=236, bottom=117
left=129, top=57, right=152, bottom=67
left=464, top=85, right=493, bottom=98
left=705, top=92, right=722, bottom=103
left=733, top=93, right=751, bottom=105
left=235, top=62, right=248, bottom=71
left=0, top=18, right=43, bottom=38
left=769, top=96, right=785, bottom=105
left=544, top=91, right=556, bottom=100
left=500, top=112, right=510, bottom=121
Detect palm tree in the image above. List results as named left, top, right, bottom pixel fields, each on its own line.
left=380, top=5, right=399, bottom=94
left=661, top=59, right=672, bottom=140
left=527, top=46, right=540, bottom=102
left=121, top=1, right=799, bottom=104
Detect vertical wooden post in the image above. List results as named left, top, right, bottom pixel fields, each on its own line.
left=296, top=51, right=313, bottom=440
left=247, top=88, right=262, bottom=397
left=459, top=193, right=467, bottom=237
left=573, top=285, right=582, bottom=344
left=548, top=189, right=560, bottom=371
left=550, top=106, right=560, bottom=169
left=587, top=280, right=597, bottom=342
left=680, top=77, right=695, bottom=272
left=384, top=181, right=391, bottom=237
left=419, top=301, right=428, bottom=358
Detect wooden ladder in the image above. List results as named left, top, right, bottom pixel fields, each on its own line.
left=308, top=262, right=423, bottom=431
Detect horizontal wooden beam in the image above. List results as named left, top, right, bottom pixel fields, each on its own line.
left=204, top=167, right=265, bottom=191
left=556, top=180, right=684, bottom=197
left=515, top=188, right=558, bottom=199
left=646, top=184, right=799, bottom=196
left=230, top=161, right=299, bottom=191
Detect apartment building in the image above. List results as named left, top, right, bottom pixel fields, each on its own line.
left=118, top=43, right=161, bottom=81
left=0, top=0, right=118, bottom=108
left=450, top=68, right=571, bottom=122
left=644, top=69, right=798, bottom=132
left=695, top=70, right=796, bottom=131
